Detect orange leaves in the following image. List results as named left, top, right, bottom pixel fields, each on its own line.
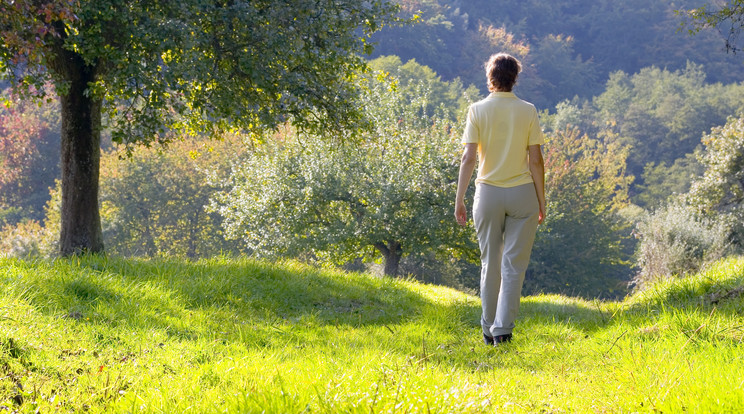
left=0, top=84, right=59, bottom=205
left=477, top=24, right=530, bottom=59
left=0, top=104, right=45, bottom=187
left=542, top=126, right=632, bottom=214
left=38, top=1, right=78, bottom=25
left=0, top=0, right=78, bottom=68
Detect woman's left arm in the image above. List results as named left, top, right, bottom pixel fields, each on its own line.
left=528, top=144, right=545, bottom=224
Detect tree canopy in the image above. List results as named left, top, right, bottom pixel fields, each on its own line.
left=214, top=76, right=475, bottom=277
left=2, top=0, right=399, bottom=140
left=681, top=0, right=744, bottom=54
left=0, top=0, right=398, bottom=255
left=528, top=127, right=633, bottom=298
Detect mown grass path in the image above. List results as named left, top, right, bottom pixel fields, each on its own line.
left=0, top=256, right=743, bottom=413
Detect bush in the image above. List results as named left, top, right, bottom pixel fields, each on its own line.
left=99, top=137, right=244, bottom=258
left=0, top=183, right=59, bottom=258
left=397, top=252, right=479, bottom=292
left=685, top=116, right=744, bottom=250
left=0, top=220, right=54, bottom=258
left=633, top=199, right=729, bottom=291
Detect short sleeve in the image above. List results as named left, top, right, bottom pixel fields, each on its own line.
left=461, top=105, right=479, bottom=144
left=528, top=109, right=544, bottom=146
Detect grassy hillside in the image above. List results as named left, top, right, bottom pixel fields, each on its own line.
left=0, top=255, right=743, bottom=413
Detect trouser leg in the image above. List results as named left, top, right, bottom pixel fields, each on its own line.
left=474, top=183, right=539, bottom=337
left=492, top=184, right=539, bottom=336
left=473, top=184, right=505, bottom=337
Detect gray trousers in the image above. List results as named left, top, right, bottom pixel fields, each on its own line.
left=473, top=183, right=539, bottom=337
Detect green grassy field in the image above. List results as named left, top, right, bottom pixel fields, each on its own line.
left=0, top=255, right=742, bottom=413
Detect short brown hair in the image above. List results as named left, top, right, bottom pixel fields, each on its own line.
left=485, top=53, right=521, bottom=92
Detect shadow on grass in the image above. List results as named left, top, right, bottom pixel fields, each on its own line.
left=14, top=255, right=694, bottom=350
left=8, top=255, right=480, bottom=336
left=519, top=296, right=614, bottom=334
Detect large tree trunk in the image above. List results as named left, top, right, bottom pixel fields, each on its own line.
left=375, top=241, right=402, bottom=277
left=54, top=51, right=104, bottom=256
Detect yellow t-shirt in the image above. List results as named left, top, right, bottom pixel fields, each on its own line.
left=461, top=92, right=544, bottom=188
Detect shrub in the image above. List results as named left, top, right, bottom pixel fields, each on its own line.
left=0, top=183, right=59, bottom=258
left=633, top=199, right=729, bottom=291
left=685, top=116, right=744, bottom=249
left=0, top=220, right=54, bottom=258
left=99, top=137, right=243, bottom=258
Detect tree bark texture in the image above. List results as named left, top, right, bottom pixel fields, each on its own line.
left=375, top=241, right=402, bottom=277
left=54, top=49, right=104, bottom=256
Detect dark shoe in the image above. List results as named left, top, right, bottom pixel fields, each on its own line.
left=493, top=333, right=513, bottom=345
left=483, top=332, right=494, bottom=345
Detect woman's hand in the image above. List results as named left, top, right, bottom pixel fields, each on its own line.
left=538, top=204, right=545, bottom=225
left=455, top=201, right=468, bottom=226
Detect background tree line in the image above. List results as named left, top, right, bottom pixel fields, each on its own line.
left=2, top=0, right=744, bottom=299
left=371, top=0, right=744, bottom=108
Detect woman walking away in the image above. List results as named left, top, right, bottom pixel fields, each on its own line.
left=454, top=53, right=545, bottom=346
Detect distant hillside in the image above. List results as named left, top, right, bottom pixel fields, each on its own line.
left=370, top=0, right=744, bottom=109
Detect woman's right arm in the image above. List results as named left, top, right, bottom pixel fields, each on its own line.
left=455, top=143, right=478, bottom=226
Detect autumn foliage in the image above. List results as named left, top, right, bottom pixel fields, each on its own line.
left=0, top=87, right=60, bottom=218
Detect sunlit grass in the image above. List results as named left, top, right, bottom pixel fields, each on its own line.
left=0, top=255, right=743, bottom=412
